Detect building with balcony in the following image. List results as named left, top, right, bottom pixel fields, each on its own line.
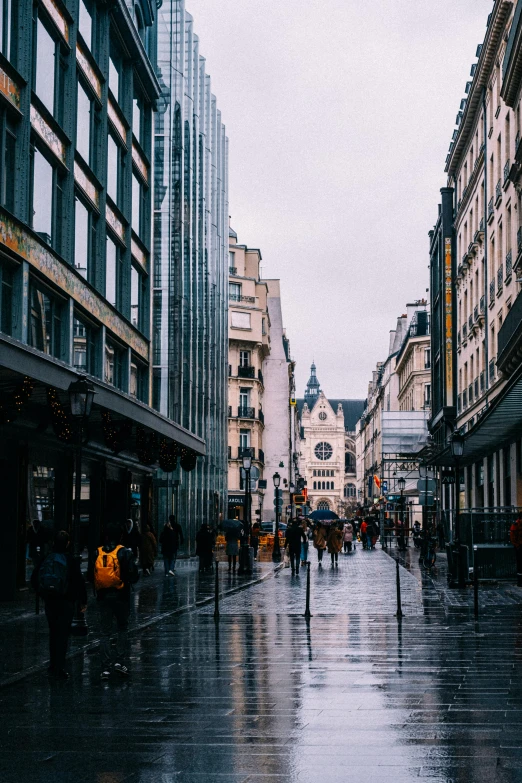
left=0, top=0, right=206, bottom=598
left=227, top=229, right=270, bottom=520
left=396, top=307, right=431, bottom=413
left=298, top=364, right=364, bottom=517
left=428, top=0, right=522, bottom=511
left=152, top=1, right=229, bottom=549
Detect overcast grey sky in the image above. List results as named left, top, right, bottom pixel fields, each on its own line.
left=188, top=0, right=492, bottom=399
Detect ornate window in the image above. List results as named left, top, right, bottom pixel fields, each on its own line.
left=317, top=500, right=330, bottom=511
left=318, top=411, right=327, bottom=421
left=344, top=483, right=356, bottom=498
left=314, top=442, right=333, bottom=461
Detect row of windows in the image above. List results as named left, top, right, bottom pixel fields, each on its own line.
left=312, top=469, right=334, bottom=477
left=1, top=262, right=148, bottom=400
left=313, top=481, right=334, bottom=490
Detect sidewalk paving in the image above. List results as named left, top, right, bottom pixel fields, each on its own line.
left=3, top=546, right=522, bottom=781
left=0, top=557, right=275, bottom=687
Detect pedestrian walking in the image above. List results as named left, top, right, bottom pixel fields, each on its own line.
left=251, top=521, right=261, bottom=561
left=510, top=515, right=522, bottom=587
left=225, top=527, right=241, bottom=572
left=27, top=518, right=50, bottom=566
left=121, top=518, right=141, bottom=559
left=196, top=522, right=214, bottom=573
left=159, top=520, right=177, bottom=576
left=367, top=519, right=378, bottom=550
left=360, top=519, right=369, bottom=550
left=286, top=518, right=307, bottom=575
left=300, top=519, right=309, bottom=566
left=395, top=518, right=406, bottom=551
left=95, top=523, right=139, bottom=680
left=140, top=525, right=157, bottom=575
left=342, top=521, right=354, bottom=553
left=32, top=530, right=87, bottom=680
left=327, top=524, right=343, bottom=567
left=313, top=524, right=327, bottom=565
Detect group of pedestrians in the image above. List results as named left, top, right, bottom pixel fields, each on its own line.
left=31, top=514, right=187, bottom=683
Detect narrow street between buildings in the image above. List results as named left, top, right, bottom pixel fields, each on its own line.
left=3, top=547, right=522, bottom=782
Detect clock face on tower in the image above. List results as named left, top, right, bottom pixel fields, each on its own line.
left=318, top=412, right=327, bottom=421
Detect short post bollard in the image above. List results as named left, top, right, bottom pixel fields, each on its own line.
left=395, top=559, right=403, bottom=619
left=304, top=561, right=312, bottom=619
left=214, top=560, right=219, bottom=621
left=473, top=546, right=479, bottom=619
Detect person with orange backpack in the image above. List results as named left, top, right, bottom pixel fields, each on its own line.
left=509, top=516, right=522, bottom=587
left=94, top=523, right=139, bottom=680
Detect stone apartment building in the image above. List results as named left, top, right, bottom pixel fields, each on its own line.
left=430, top=0, right=522, bottom=510
left=227, top=229, right=270, bottom=520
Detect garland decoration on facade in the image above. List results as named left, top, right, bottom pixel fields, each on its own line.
left=180, top=446, right=198, bottom=472
left=0, top=376, right=34, bottom=424
left=159, top=439, right=178, bottom=472
left=136, top=426, right=157, bottom=465
left=101, top=411, right=132, bottom=453
left=47, top=388, right=73, bottom=442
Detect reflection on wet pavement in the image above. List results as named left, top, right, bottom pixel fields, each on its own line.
left=2, top=548, right=522, bottom=782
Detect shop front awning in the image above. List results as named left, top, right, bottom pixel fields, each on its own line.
left=427, top=364, right=522, bottom=468
left=0, top=335, right=206, bottom=457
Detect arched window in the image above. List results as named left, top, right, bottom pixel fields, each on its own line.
left=313, top=481, right=316, bottom=490
left=331, top=481, right=334, bottom=490
left=317, top=500, right=330, bottom=511
left=344, top=483, right=356, bottom=498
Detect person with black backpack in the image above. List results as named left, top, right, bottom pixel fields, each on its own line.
left=31, top=530, right=87, bottom=680
left=94, top=523, right=139, bottom=680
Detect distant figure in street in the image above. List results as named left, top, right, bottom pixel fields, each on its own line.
left=395, top=519, right=406, bottom=551
left=168, top=515, right=184, bottom=568
left=360, top=519, right=369, bottom=550
left=343, top=521, right=354, bottom=553
left=313, top=524, right=327, bottom=565
left=300, top=520, right=309, bottom=566
left=251, top=521, right=261, bottom=561
left=286, top=518, right=307, bottom=575
left=196, top=522, right=214, bottom=573
left=159, top=520, right=177, bottom=576
left=32, top=530, right=87, bottom=680
left=366, top=519, right=378, bottom=550
left=121, top=518, right=141, bottom=559
left=95, top=523, right=139, bottom=680
left=140, top=525, right=157, bottom=576
left=327, top=525, right=343, bottom=567
left=225, top=527, right=241, bottom=572
left=510, top=516, right=522, bottom=587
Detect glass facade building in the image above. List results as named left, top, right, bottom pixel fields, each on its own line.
left=153, top=0, right=229, bottom=550
left=0, top=0, right=206, bottom=598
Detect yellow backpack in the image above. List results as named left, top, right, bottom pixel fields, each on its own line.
left=94, top=546, right=124, bottom=591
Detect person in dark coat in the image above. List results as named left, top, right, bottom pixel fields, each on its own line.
left=140, top=525, right=157, bottom=575
left=31, top=530, right=87, bottom=680
left=196, top=522, right=214, bottom=573
left=159, top=517, right=184, bottom=575
left=286, top=518, right=307, bottom=576
left=121, top=518, right=141, bottom=559
left=27, top=519, right=50, bottom=565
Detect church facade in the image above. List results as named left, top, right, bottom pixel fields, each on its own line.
left=297, top=365, right=364, bottom=516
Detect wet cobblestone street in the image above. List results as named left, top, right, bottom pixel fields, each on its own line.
left=3, top=547, right=522, bottom=782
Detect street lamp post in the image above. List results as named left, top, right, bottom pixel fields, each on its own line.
left=68, top=377, right=95, bottom=635
left=289, top=482, right=295, bottom=520
left=398, top=476, right=406, bottom=550
left=272, top=472, right=282, bottom=562
left=450, top=430, right=466, bottom=588
left=238, top=451, right=252, bottom=575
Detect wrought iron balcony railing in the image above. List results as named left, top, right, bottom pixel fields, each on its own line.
left=488, top=197, right=494, bottom=220
left=238, top=365, right=255, bottom=379
left=238, top=406, right=255, bottom=419
left=506, top=249, right=512, bottom=279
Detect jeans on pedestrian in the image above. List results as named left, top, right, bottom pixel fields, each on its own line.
left=163, top=556, right=175, bottom=575
left=301, top=541, right=309, bottom=563
left=343, top=541, right=352, bottom=553
left=289, top=551, right=300, bottom=573
left=98, top=596, right=130, bottom=669
left=45, top=599, right=74, bottom=672
left=317, top=548, right=324, bottom=563
left=331, top=552, right=338, bottom=565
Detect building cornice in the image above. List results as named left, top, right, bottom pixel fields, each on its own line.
left=446, top=0, right=512, bottom=178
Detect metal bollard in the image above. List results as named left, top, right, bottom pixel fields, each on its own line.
left=304, top=561, right=312, bottom=619
left=214, top=560, right=219, bottom=621
left=395, top=559, right=403, bottom=619
left=473, top=546, right=479, bottom=619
